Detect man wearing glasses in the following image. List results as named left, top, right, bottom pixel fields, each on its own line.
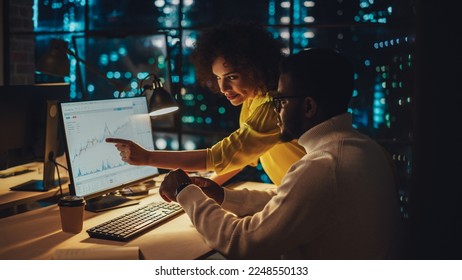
left=160, top=48, right=404, bottom=259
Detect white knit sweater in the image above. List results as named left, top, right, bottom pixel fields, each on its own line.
left=178, top=113, right=404, bottom=259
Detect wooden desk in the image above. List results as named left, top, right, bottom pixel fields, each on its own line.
left=0, top=161, right=70, bottom=211
left=0, top=181, right=274, bottom=260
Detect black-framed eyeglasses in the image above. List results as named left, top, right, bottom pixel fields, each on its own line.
left=272, top=95, right=306, bottom=112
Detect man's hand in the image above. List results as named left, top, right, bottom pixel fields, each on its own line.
left=159, top=169, right=192, bottom=202
left=191, top=177, right=224, bottom=204
left=106, top=138, right=150, bottom=165
left=159, top=170, right=225, bottom=204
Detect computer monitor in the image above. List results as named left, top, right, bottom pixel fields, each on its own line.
left=0, top=84, right=70, bottom=191
left=59, top=96, right=159, bottom=212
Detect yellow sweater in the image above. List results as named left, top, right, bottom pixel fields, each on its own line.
left=206, top=93, right=305, bottom=185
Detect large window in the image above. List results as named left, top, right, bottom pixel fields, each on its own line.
left=9, top=0, right=416, bottom=194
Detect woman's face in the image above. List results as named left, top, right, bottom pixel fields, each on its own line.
left=211, top=56, right=258, bottom=106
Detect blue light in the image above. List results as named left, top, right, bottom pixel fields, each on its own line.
left=109, top=52, right=119, bottom=62
left=87, top=84, right=95, bottom=92
left=172, top=75, right=180, bottom=83
left=373, top=107, right=384, bottom=115
left=373, top=99, right=382, bottom=106
left=260, top=174, right=271, bottom=183
left=294, top=0, right=301, bottom=23
left=69, top=72, right=76, bottom=82
left=182, top=116, right=195, bottom=123
left=269, top=0, right=275, bottom=15
left=69, top=22, right=80, bottom=32
left=118, top=47, right=127, bottom=56
left=137, top=72, right=149, bottom=79
left=99, top=54, right=109, bottom=66
left=51, top=2, right=63, bottom=9
left=373, top=115, right=384, bottom=123
left=183, top=93, right=194, bottom=100
left=33, top=0, right=38, bottom=29
left=374, top=91, right=383, bottom=98
left=268, top=0, right=275, bottom=24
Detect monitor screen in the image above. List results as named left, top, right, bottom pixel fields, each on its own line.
left=59, top=96, right=159, bottom=211
left=0, top=84, right=70, bottom=191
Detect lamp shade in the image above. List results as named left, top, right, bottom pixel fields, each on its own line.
left=36, top=39, right=70, bottom=77
left=148, top=79, right=179, bottom=117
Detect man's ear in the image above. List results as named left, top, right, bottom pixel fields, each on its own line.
left=304, top=97, right=317, bottom=118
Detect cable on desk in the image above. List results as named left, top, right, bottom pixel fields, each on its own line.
left=54, top=161, right=68, bottom=172
left=51, top=159, right=64, bottom=197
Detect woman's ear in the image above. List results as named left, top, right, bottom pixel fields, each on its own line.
left=304, top=97, right=317, bottom=118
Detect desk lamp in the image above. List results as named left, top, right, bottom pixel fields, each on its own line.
left=141, top=74, right=179, bottom=116
left=37, top=39, right=179, bottom=116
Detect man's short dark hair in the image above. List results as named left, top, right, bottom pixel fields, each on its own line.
left=280, top=48, right=354, bottom=116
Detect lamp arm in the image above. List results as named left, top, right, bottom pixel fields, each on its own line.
left=66, top=49, right=127, bottom=92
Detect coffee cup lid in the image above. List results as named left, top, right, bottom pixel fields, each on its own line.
left=58, top=196, right=85, bottom=207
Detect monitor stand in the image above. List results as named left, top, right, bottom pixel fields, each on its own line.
left=85, top=194, right=139, bottom=212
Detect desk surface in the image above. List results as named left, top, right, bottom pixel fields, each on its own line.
left=0, top=181, right=274, bottom=260
left=0, top=161, right=70, bottom=211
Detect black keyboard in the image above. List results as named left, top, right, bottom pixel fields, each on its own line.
left=87, top=201, right=183, bottom=241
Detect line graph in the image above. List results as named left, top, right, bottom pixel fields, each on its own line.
left=64, top=106, right=152, bottom=180
left=60, top=97, right=159, bottom=198
left=70, top=121, right=129, bottom=163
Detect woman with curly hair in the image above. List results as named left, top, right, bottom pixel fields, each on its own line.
left=107, top=20, right=306, bottom=186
